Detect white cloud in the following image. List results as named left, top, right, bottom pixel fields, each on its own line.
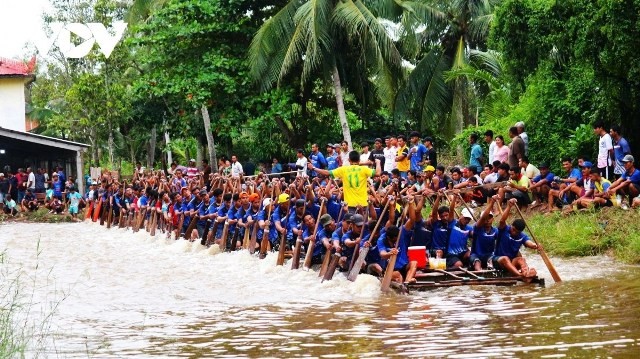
left=0, top=0, right=53, bottom=59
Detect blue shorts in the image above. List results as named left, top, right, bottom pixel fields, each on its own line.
left=69, top=205, right=79, bottom=214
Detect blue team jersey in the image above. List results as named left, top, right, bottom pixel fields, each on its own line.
left=412, top=220, right=433, bottom=248
left=622, top=168, right=640, bottom=184
left=533, top=172, right=555, bottom=183
left=410, top=144, right=428, bottom=171
left=447, top=223, right=472, bottom=256
left=430, top=219, right=456, bottom=250
left=471, top=225, right=498, bottom=258
left=326, top=153, right=339, bottom=170
left=495, top=225, right=529, bottom=259
left=377, top=225, right=412, bottom=270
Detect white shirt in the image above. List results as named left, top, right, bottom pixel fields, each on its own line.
left=520, top=132, right=529, bottom=155
left=340, top=152, right=350, bottom=167
left=598, top=133, right=613, bottom=168
left=360, top=152, right=370, bottom=165
left=295, top=157, right=308, bottom=177
left=231, top=161, right=244, bottom=178
left=484, top=172, right=499, bottom=184
left=383, top=146, right=398, bottom=172
left=488, top=141, right=496, bottom=164
left=44, top=172, right=49, bottom=188
left=27, top=172, right=36, bottom=189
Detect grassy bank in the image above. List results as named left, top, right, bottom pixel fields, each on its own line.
left=0, top=208, right=75, bottom=224
left=525, top=208, right=640, bottom=264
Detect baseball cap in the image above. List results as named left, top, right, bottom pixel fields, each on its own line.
left=538, top=162, right=549, bottom=169
left=351, top=214, right=365, bottom=226
left=0, top=173, right=4, bottom=177
left=248, top=193, right=260, bottom=202
left=333, top=143, right=340, bottom=148
left=425, top=165, right=435, bottom=172
left=278, top=193, right=290, bottom=204
left=263, top=198, right=272, bottom=207
left=515, top=121, right=525, bottom=128
left=461, top=208, right=474, bottom=219
left=423, top=136, right=433, bottom=143
left=190, top=158, right=196, bottom=162
left=240, top=191, right=249, bottom=199
left=343, top=213, right=354, bottom=223
left=581, top=161, right=593, bottom=168
left=91, top=180, right=97, bottom=185
left=327, top=143, right=334, bottom=148
left=622, top=154, right=635, bottom=163
left=320, top=214, right=333, bottom=227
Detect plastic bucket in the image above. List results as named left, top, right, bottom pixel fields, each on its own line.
left=408, top=246, right=427, bottom=269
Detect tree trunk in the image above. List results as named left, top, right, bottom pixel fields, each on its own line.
left=165, top=131, right=172, bottom=164
left=147, top=125, right=157, bottom=169
left=196, top=144, right=203, bottom=167
left=332, top=65, right=352, bottom=150
left=108, top=122, right=114, bottom=165
left=129, top=137, right=136, bottom=166
left=201, top=104, right=218, bottom=172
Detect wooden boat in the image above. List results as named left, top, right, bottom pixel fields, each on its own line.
left=405, top=268, right=545, bottom=291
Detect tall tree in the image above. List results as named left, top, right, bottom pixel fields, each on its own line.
left=391, top=0, right=495, bottom=137
left=249, top=0, right=404, bottom=149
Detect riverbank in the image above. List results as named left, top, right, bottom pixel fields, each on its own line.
left=3, top=207, right=640, bottom=264
left=527, top=207, right=640, bottom=264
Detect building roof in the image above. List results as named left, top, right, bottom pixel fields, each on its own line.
left=0, top=126, right=89, bottom=152
left=0, top=56, right=36, bottom=76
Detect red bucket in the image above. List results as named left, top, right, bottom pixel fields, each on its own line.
left=408, top=246, right=427, bottom=269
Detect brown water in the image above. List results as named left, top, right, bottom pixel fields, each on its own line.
left=2, top=222, right=639, bottom=358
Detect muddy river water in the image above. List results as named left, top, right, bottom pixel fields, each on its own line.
left=2, top=222, right=638, bottom=358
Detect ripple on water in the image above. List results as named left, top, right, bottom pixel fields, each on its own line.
left=1, top=222, right=639, bottom=357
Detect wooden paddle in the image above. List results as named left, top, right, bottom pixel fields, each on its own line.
left=347, top=205, right=369, bottom=273
left=456, top=192, right=478, bottom=221
left=303, top=198, right=326, bottom=270
left=176, top=212, right=185, bottom=239
left=150, top=208, right=158, bottom=236
left=248, top=214, right=259, bottom=254
left=347, top=201, right=391, bottom=281
left=218, top=219, right=230, bottom=251
left=276, top=231, right=287, bottom=266
left=318, top=201, right=344, bottom=277
left=184, top=214, right=199, bottom=240
left=84, top=198, right=93, bottom=221
left=321, top=253, right=341, bottom=282
left=514, top=205, right=562, bottom=282
left=106, top=196, right=113, bottom=229
left=380, top=203, right=411, bottom=292
left=259, top=204, right=273, bottom=259
left=290, top=224, right=303, bottom=270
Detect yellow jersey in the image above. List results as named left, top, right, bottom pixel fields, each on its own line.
left=397, top=145, right=410, bottom=172
left=330, top=165, right=375, bottom=207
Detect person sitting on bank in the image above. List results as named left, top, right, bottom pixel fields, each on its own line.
left=21, top=189, right=39, bottom=212
left=492, top=196, right=539, bottom=282
left=607, top=155, right=640, bottom=209
left=497, top=166, right=531, bottom=207
left=3, top=194, right=18, bottom=216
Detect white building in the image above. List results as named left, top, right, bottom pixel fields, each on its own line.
left=0, top=56, right=89, bottom=192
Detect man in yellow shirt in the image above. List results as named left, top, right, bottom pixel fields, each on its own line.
left=309, top=151, right=381, bottom=209
left=395, top=134, right=410, bottom=178
left=497, top=166, right=531, bottom=206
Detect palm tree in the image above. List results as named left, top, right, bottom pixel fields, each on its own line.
left=248, top=0, right=404, bottom=149
left=391, top=0, right=496, bottom=138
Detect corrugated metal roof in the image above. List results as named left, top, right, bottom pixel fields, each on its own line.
left=0, top=56, right=36, bottom=76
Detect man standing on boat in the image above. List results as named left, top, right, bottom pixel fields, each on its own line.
left=492, top=197, right=539, bottom=281
left=308, top=151, right=381, bottom=213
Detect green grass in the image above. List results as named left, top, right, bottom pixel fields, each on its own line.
left=526, top=208, right=640, bottom=264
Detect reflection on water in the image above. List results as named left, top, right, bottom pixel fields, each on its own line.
left=1, top=222, right=639, bottom=357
